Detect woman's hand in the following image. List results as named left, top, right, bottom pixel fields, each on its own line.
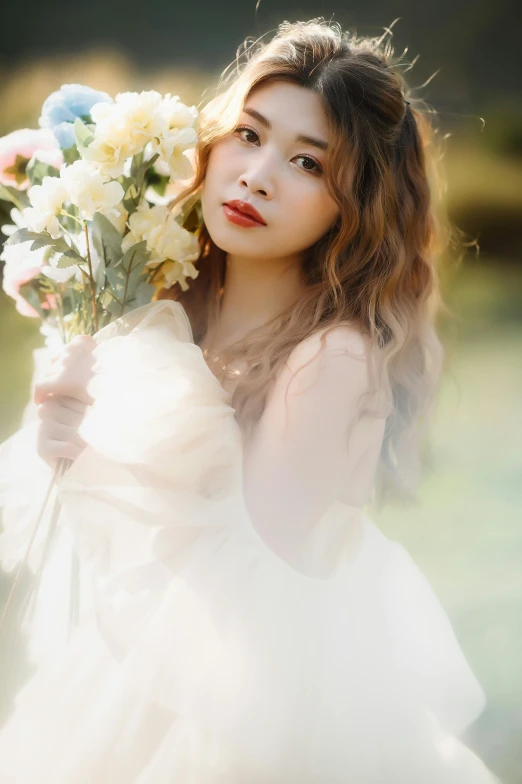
left=33, top=335, right=97, bottom=469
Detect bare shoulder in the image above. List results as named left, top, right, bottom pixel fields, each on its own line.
left=285, top=323, right=371, bottom=382
left=265, top=323, right=373, bottom=409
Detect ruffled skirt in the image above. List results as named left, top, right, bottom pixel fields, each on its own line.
left=0, top=301, right=501, bottom=783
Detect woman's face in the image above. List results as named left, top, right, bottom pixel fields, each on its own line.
left=201, top=80, right=340, bottom=261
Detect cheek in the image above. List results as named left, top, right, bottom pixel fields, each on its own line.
left=205, top=141, right=235, bottom=184
left=285, top=188, right=339, bottom=245
left=201, top=143, right=235, bottom=207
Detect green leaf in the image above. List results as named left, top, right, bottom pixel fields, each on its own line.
left=91, top=212, right=123, bottom=268
left=119, top=176, right=136, bottom=197
left=18, top=283, right=45, bottom=317
left=146, top=170, right=170, bottom=197
left=94, top=254, right=106, bottom=292
left=104, top=296, right=127, bottom=318
left=0, top=183, right=30, bottom=210
left=56, top=249, right=85, bottom=268
left=26, top=159, right=60, bottom=187
left=6, top=228, right=48, bottom=246
left=127, top=153, right=160, bottom=211
left=30, top=238, right=55, bottom=252
left=74, top=118, right=95, bottom=149
left=175, top=194, right=202, bottom=232
left=133, top=281, right=157, bottom=307
left=121, top=240, right=150, bottom=274
left=119, top=240, right=151, bottom=306
left=181, top=204, right=201, bottom=233
left=37, top=277, right=56, bottom=293
left=125, top=265, right=147, bottom=301
left=104, top=266, right=126, bottom=294
left=62, top=146, right=81, bottom=165
left=120, top=177, right=139, bottom=215
left=123, top=196, right=138, bottom=215
left=6, top=229, right=71, bottom=257
left=130, top=153, right=160, bottom=182
left=49, top=236, right=72, bottom=254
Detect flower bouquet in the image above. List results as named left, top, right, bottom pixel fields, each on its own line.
left=0, top=83, right=203, bottom=635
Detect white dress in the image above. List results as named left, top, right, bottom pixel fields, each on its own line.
left=0, top=300, right=502, bottom=783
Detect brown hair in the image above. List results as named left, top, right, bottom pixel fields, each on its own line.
left=157, top=18, right=455, bottom=509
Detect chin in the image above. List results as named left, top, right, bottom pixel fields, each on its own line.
left=205, top=220, right=263, bottom=256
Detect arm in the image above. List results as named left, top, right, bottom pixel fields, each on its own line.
left=242, top=325, right=372, bottom=567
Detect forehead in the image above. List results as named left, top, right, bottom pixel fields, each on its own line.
left=243, top=80, right=331, bottom=138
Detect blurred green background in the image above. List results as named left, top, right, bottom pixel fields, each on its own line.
left=0, top=2, right=520, bottom=782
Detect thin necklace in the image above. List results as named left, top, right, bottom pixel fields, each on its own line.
left=202, top=345, right=225, bottom=368
left=201, top=345, right=243, bottom=379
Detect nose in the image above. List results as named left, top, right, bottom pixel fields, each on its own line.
left=238, top=149, right=276, bottom=199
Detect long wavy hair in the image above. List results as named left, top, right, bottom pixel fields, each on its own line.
left=157, top=18, right=457, bottom=509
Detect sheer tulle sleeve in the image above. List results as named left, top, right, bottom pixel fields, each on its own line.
left=0, top=303, right=501, bottom=783
left=242, top=325, right=373, bottom=565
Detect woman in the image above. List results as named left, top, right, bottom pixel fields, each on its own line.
left=0, top=18, right=501, bottom=783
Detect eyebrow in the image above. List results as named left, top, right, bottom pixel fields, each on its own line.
left=242, top=107, right=329, bottom=152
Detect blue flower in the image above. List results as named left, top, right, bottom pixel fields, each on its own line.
left=51, top=122, right=77, bottom=149
left=39, top=84, right=113, bottom=149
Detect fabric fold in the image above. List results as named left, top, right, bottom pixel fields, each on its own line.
left=0, top=300, right=501, bottom=783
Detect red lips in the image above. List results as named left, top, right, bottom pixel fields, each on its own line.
left=223, top=200, right=267, bottom=225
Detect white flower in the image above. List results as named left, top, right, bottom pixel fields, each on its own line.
left=59, top=160, right=124, bottom=221
left=158, top=216, right=200, bottom=265
left=121, top=202, right=200, bottom=290
left=153, top=126, right=198, bottom=180
left=122, top=202, right=199, bottom=266
left=112, top=90, right=164, bottom=141
left=41, top=219, right=103, bottom=285
left=81, top=91, right=164, bottom=177
left=161, top=259, right=199, bottom=291
left=1, top=206, right=25, bottom=237
left=121, top=203, right=165, bottom=257
left=79, top=132, right=132, bottom=179
left=79, top=91, right=198, bottom=180
left=40, top=319, right=67, bottom=350
left=163, top=94, right=198, bottom=125
left=151, top=94, right=198, bottom=180
left=24, top=176, right=68, bottom=238
left=104, top=201, right=128, bottom=235
left=41, top=261, right=79, bottom=284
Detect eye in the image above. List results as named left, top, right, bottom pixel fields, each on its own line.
left=293, top=155, right=323, bottom=175
left=234, top=126, right=260, bottom=145
left=234, top=125, right=323, bottom=175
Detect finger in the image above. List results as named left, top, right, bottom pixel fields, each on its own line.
left=37, top=439, right=86, bottom=464
left=34, top=381, right=60, bottom=406
left=57, top=395, right=89, bottom=415
left=33, top=378, right=94, bottom=406
left=36, top=399, right=85, bottom=427
left=33, top=382, right=53, bottom=406
left=38, top=420, right=88, bottom=449
left=34, top=337, right=97, bottom=405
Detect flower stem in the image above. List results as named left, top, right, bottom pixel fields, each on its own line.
left=0, top=459, right=62, bottom=636
left=60, top=210, right=84, bottom=228
left=53, top=282, right=67, bottom=343
left=60, top=225, right=82, bottom=255
left=83, top=223, right=98, bottom=333
left=6, top=192, right=25, bottom=213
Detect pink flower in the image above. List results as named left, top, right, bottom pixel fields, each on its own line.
left=1, top=242, right=46, bottom=318
left=0, top=128, right=63, bottom=190
left=42, top=292, right=57, bottom=311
